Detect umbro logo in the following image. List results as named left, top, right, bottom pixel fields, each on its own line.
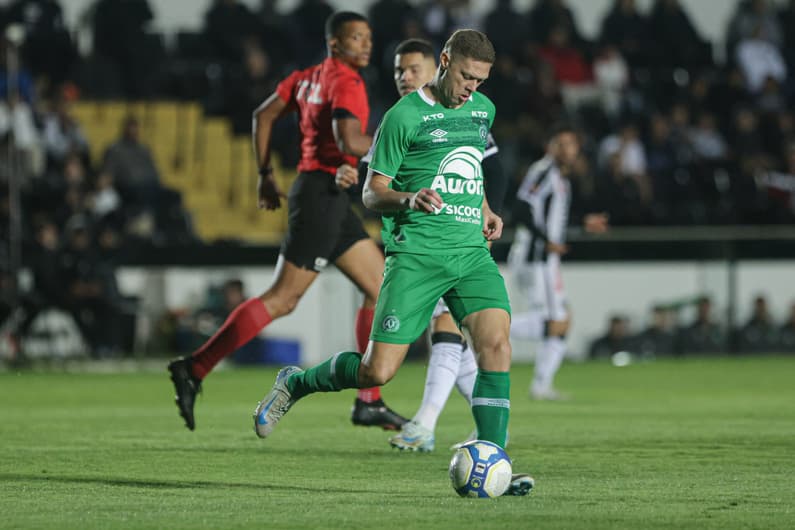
left=430, top=129, right=448, bottom=138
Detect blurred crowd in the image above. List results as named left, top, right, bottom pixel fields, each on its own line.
left=64, top=0, right=794, bottom=227
left=1, top=0, right=795, bottom=357
left=589, top=294, right=795, bottom=358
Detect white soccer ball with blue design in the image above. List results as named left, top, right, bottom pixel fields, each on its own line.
left=449, top=440, right=512, bottom=498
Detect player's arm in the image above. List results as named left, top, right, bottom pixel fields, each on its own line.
left=252, top=92, right=289, bottom=209
left=481, top=196, right=503, bottom=241
left=332, top=113, right=373, bottom=158
left=362, top=171, right=442, bottom=213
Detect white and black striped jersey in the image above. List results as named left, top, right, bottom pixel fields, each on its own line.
left=512, top=155, right=571, bottom=263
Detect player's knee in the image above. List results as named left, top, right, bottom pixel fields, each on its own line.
left=359, top=363, right=395, bottom=387
left=477, top=333, right=511, bottom=361
left=259, top=291, right=302, bottom=318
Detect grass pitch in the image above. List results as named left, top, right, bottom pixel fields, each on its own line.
left=1, top=357, right=794, bottom=529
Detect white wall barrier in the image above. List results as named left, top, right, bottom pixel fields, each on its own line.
left=117, top=259, right=795, bottom=365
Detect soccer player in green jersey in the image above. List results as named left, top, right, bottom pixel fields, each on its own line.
left=254, top=29, right=532, bottom=496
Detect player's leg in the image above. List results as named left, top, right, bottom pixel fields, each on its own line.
left=253, top=340, right=411, bottom=438
left=413, top=308, right=464, bottom=431
left=168, top=171, right=338, bottom=430
left=531, top=254, right=571, bottom=400
left=169, top=256, right=318, bottom=429
left=390, top=301, right=464, bottom=451
left=255, top=252, right=445, bottom=439
left=462, top=307, right=533, bottom=496
left=334, top=212, right=407, bottom=430
left=461, top=307, right=511, bottom=448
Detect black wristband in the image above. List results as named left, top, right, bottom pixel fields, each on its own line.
left=258, top=166, right=273, bottom=177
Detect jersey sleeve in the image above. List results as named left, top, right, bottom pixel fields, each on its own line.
left=368, top=106, right=414, bottom=179
left=330, top=73, right=369, bottom=126
left=275, top=70, right=300, bottom=109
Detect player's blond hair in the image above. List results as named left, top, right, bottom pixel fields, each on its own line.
left=443, top=30, right=496, bottom=64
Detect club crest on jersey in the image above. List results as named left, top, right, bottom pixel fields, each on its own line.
left=382, top=315, right=400, bottom=333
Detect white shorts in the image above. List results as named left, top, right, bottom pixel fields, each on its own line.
left=431, top=298, right=450, bottom=320
left=523, top=254, right=568, bottom=322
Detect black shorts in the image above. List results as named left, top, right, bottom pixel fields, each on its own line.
left=281, top=170, right=370, bottom=272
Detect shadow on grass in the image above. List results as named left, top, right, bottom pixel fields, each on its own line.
left=0, top=472, right=404, bottom=496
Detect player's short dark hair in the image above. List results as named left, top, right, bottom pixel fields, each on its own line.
left=443, top=29, right=495, bottom=64
left=325, top=11, right=368, bottom=40
left=394, top=39, right=435, bottom=59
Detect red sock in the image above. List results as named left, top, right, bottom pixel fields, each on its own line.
left=355, top=307, right=381, bottom=402
left=191, top=298, right=272, bottom=379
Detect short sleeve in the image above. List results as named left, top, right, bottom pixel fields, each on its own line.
left=368, top=106, right=414, bottom=179
left=275, top=70, right=300, bottom=108
left=330, top=74, right=368, bottom=125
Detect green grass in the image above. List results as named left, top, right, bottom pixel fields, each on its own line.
left=1, top=357, right=794, bottom=530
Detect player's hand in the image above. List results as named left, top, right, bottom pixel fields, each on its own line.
left=482, top=210, right=503, bottom=241
left=258, top=173, right=286, bottom=210
left=546, top=241, right=569, bottom=255
left=335, top=163, right=358, bottom=190
left=584, top=212, right=609, bottom=234
left=408, top=188, right=444, bottom=213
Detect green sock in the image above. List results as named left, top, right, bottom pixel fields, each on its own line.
left=471, top=370, right=510, bottom=448
left=286, top=351, right=361, bottom=400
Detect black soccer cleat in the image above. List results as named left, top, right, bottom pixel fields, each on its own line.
left=168, top=356, right=202, bottom=431
left=351, top=398, right=409, bottom=431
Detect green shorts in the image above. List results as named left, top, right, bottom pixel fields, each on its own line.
left=370, top=247, right=511, bottom=344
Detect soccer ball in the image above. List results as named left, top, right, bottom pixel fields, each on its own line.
left=449, top=440, right=512, bottom=498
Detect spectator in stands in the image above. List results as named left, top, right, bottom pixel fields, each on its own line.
left=589, top=314, right=633, bottom=359
left=6, top=0, right=77, bottom=85
left=538, top=23, right=596, bottom=110
left=42, top=93, right=90, bottom=168
left=779, top=0, right=795, bottom=70
left=176, top=278, right=261, bottom=356
left=598, top=122, right=652, bottom=207
left=678, top=295, right=726, bottom=354
left=526, top=0, right=587, bottom=52
left=635, top=305, right=678, bottom=357
left=756, top=139, right=795, bottom=220
left=735, top=24, right=787, bottom=94
left=58, top=214, right=123, bottom=356
left=102, top=116, right=161, bottom=217
left=689, top=112, right=728, bottom=162
left=0, top=91, right=43, bottom=177
left=225, top=40, right=279, bottom=135
left=0, top=39, right=35, bottom=104
left=5, top=219, right=63, bottom=358
left=738, top=294, right=779, bottom=352
left=647, top=0, right=711, bottom=70
left=289, top=0, right=334, bottom=66
left=778, top=302, right=795, bottom=352
left=593, top=45, right=629, bottom=119
left=90, top=0, right=155, bottom=97
left=483, top=0, right=526, bottom=57
left=726, top=0, right=783, bottom=56
left=203, top=0, right=263, bottom=63
left=257, top=0, right=300, bottom=72
left=599, top=0, right=649, bottom=68
left=645, top=112, right=678, bottom=218
left=90, top=170, right=122, bottom=222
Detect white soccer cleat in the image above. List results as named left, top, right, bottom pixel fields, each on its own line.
left=253, top=366, right=302, bottom=439
left=503, top=473, right=535, bottom=496
left=389, top=421, right=435, bottom=452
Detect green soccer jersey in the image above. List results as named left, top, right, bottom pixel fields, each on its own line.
left=368, top=88, right=496, bottom=254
